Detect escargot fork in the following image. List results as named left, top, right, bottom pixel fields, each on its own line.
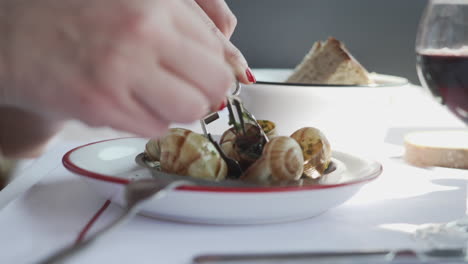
left=199, top=80, right=241, bottom=137
left=199, top=105, right=243, bottom=177
left=226, top=96, right=269, bottom=143
left=200, top=112, right=220, bottom=138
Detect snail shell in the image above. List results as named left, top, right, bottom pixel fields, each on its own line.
left=257, top=120, right=277, bottom=139
left=220, top=124, right=264, bottom=170
left=145, top=138, right=162, bottom=161
left=290, top=127, right=331, bottom=178
left=219, top=127, right=237, bottom=161
left=240, top=136, right=304, bottom=185
left=158, top=128, right=227, bottom=181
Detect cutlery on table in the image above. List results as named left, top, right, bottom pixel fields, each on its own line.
left=38, top=177, right=189, bottom=264
left=193, top=248, right=468, bottom=263
left=39, top=157, right=258, bottom=264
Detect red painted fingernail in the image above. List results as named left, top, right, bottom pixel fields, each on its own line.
left=217, top=98, right=227, bottom=111
left=246, top=68, right=256, bottom=83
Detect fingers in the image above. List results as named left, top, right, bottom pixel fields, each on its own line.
left=168, top=0, right=223, bottom=56
left=62, top=72, right=170, bottom=138
left=86, top=2, right=233, bottom=135
left=80, top=92, right=169, bottom=138
left=183, top=0, right=256, bottom=84
left=219, top=32, right=256, bottom=84
left=194, top=0, right=237, bottom=38
left=108, top=105, right=169, bottom=138
left=132, top=68, right=211, bottom=124
left=156, top=26, right=233, bottom=108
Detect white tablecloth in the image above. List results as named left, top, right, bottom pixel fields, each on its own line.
left=0, top=85, right=467, bottom=264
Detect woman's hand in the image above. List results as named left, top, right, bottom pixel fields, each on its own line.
left=1, top=0, right=235, bottom=138
left=188, top=0, right=256, bottom=84
left=195, top=0, right=237, bottom=38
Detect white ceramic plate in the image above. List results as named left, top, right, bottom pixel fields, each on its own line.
left=63, top=137, right=382, bottom=225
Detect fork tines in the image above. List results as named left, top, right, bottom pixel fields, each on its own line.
left=227, top=96, right=269, bottom=143
left=200, top=112, right=220, bottom=138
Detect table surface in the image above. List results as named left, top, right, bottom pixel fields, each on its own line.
left=0, top=84, right=467, bottom=264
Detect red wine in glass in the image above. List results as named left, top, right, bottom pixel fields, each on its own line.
left=416, top=49, right=468, bottom=124
left=412, top=1, right=468, bottom=250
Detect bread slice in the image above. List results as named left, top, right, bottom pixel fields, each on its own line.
left=404, top=130, right=468, bottom=169
left=286, top=37, right=373, bottom=85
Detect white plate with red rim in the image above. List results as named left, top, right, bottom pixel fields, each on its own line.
left=63, top=137, right=382, bottom=225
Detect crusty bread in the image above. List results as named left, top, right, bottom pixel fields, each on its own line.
left=404, top=130, right=468, bottom=169
left=286, top=37, right=373, bottom=85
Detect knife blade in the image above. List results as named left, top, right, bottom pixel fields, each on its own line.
left=193, top=248, right=468, bottom=264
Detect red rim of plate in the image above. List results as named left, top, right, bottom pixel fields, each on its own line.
left=62, top=137, right=382, bottom=193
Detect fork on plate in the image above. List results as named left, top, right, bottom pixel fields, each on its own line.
left=199, top=81, right=268, bottom=178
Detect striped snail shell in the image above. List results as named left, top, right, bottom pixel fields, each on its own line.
left=145, top=138, right=162, bottom=161
left=158, top=128, right=227, bottom=181
left=240, top=136, right=304, bottom=185
left=290, top=127, right=332, bottom=178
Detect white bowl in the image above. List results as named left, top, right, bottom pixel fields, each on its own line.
left=63, top=137, right=382, bottom=225
left=240, top=69, right=410, bottom=145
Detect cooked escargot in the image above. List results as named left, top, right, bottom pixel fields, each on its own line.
left=257, top=120, right=277, bottom=139
left=220, top=123, right=266, bottom=170
left=240, top=136, right=304, bottom=185
left=290, top=127, right=331, bottom=178
left=157, top=128, right=227, bottom=181
left=145, top=138, right=161, bottom=161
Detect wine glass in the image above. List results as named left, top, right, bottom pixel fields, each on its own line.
left=416, top=0, right=468, bottom=124
left=414, top=0, right=468, bottom=248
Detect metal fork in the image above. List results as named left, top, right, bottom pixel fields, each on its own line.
left=199, top=81, right=269, bottom=178
left=200, top=102, right=243, bottom=178
left=199, top=80, right=241, bottom=137
left=38, top=179, right=189, bottom=264
left=227, top=96, right=269, bottom=143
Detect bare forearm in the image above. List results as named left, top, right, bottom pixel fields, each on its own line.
left=0, top=1, right=8, bottom=102
left=0, top=2, right=62, bottom=158
left=0, top=106, right=63, bottom=158
left=0, top=0, right=15, bottom=106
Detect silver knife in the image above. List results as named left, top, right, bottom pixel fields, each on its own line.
left=193, top=248, right=468, bottom=263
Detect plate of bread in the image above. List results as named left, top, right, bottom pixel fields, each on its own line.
left=240, top=37, right=410, bottom=139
